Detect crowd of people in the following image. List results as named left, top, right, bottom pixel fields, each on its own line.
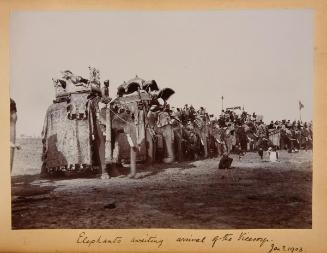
left=167, top=105, right=313, bottom=162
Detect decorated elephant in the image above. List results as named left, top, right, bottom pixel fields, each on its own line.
left=41, top=68, right=105, bottom=178
left=171, top=119, right=185, bottom=162
left=211, top=125, right=226, bottom=157
left=183, top=122, right=203, bottom=160
left=146, top=87, right=176, bottom=163
left=145, top=108, right=159, bottom=163
left=103, top=77, right=153, bottom=177
left=193, top=114, right=210, bottom=158
left=105, top=106, right=138, bottom=178
left=155, top=109, right=175, bottom=163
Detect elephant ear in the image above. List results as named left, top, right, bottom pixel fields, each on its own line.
left=158, top=88, right=175, bottom=101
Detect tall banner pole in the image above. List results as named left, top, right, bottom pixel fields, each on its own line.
left=299, top=100, right=303, bottom=122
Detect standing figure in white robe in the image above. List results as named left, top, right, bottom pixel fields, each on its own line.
left=10, top=98, right=21, bottom=172
left=267, top=147, right=279, bottom=162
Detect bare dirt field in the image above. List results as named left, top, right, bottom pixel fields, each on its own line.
left=11, top=138, right=312, bottom=229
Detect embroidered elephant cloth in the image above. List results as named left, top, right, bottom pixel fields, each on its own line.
left=41, top=93, right=100, bottom=172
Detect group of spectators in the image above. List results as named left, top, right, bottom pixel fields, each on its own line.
left=168, top=105, right=312, bottom=160
left=218, top=109, right=312, bottom=153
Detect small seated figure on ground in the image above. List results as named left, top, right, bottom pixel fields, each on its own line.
left=258, top=147, right=264, bottom=160
left=218, top=152, right=236, bottom=181
left=218, top=153, right=233, bottom=170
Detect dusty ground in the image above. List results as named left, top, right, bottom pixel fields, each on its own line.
left=11, top=138, right=312, bottom=229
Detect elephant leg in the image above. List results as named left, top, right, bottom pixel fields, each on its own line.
left=198, top=132, right=206, bottom=158
left=162, top=126, right=175, bottom=163
left=217, top=143, right=222, bottom=157
left=105, top=140, right=120, bottom=178
left=94, top=124, right=109, bottom=179
left=146, top=129, right=154, bottom=164
left=128, top=147, right=137, bottom=178
left=98, top=131, right=109, bottom=179
left=177, top=138, right=183, bottom=161
left=202, top=134, right=208, bottom=158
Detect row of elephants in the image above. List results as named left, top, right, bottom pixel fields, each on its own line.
left=41, top=69, right=214, bottom=178
left=41, top=68, right=220, bottom=178
left=40, top=68, right=285, bottom=178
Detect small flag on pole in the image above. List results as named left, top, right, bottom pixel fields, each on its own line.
left=299, top=101, right=304, bottom=110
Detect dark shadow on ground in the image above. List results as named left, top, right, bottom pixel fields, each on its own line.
left=11, top=174, right=55, bottom=197
left=129, top=160, right=197, bottom=179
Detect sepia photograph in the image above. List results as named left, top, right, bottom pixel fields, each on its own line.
left=10, top=10, right=313, bottom=229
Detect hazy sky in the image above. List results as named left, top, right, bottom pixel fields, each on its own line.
left=10, top=10, right=313, bottom=137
